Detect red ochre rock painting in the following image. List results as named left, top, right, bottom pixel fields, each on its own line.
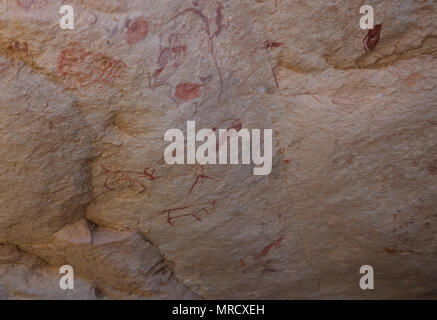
left=188, top=167, right=214, bottom=194
left=150, top=33, right=187, bottom=88
left=159, top=200, right=217, bottom=226
left=175, top=82, right=201, bottom=101
left=227, top=120, right=242, bottom=132
left=16, top=0, right=35, bottom=10
left=254, top=235, right=285, bottom=261
left=101, top=164, right=159, bottom=194
left=125, top=18, right=149, bottom=45
left=7, top=40, right=29, bottom=55
left=58, top=46, right=126, bottom=87
left=261, top=40, right=283, bottom=49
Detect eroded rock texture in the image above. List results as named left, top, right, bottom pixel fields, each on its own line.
left=0, top=0, right=436, bottom=299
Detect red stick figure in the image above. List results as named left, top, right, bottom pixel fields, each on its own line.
left=188, top=167, right=214, bottom=194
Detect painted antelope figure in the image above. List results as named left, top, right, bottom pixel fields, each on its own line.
left=101, top=164, right=159, bottom=194
left=159, top=199, right=217, bottom=226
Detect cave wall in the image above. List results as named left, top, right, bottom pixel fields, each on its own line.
left=0, top=0, right=436, bottom=299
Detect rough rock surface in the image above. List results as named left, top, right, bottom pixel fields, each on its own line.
left=0, top=0, right=436, bottom=299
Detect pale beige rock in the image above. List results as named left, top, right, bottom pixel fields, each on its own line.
left=54, top=219, right=92, bottom=244
left=0, top=0, right=436, bottom=299
left=0, top=245, right=96, bottom=299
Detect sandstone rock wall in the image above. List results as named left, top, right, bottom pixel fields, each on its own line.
left=0, top=0, right=436, bottom=299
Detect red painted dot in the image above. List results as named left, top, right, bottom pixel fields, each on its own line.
left=126, top=18, right=149, bottom=44
left=175, top=82, right=201, bottom=101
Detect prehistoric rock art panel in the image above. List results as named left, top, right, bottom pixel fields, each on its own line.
left=158, top=199, right=217, bottom=226
left=58, top=46, right=126, bottom=88
left=145, top=4, right=224, bottom=113
left=1, top=0, right=436, bottom=300
left=101, top=163, right=159, bottom=194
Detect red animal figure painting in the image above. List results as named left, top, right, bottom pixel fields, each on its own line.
left=363, top=24, right=382, bottom=52
left=254, top=235, right=285, bottom=261
left=125, top=17, right=149, bottom=44
left=150, top=33, right=187, bottom=88
left=58, top=47, right=126, bottom=87
left=188, top=167, right=214, bottom=194
left=101, top=164, right=159, bottom=194
left=159, top=200, right=217, bottom=226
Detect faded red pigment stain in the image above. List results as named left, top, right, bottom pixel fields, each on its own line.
left=240, top=259, right=246, bottom=269
left=254, top=235, right=285, bottom=261
left=384, top=247, right=423, bottom=257
left=16, top=0, right=35, bottom=10
left=404, top=72, right=423, bottom=87
left=213, top=120, right=243, bottom=152
left=427, top=160, right=437, bottom=175
left=228, top=120, right=242, bottom=132
left=151, top=33, right=187, bottom=88
left=58, top=47, right=126, bottom=87
left=8, top=40, right=29, bottom=53
left=256, top=0, right=279, bottom=14
left=175, top=82, right=201, bottom=101
left=262, top=40, right=283, bottom=49
left=125, top=17, right=149, bottom=44
left=214, top=3, right=225, bottom=36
